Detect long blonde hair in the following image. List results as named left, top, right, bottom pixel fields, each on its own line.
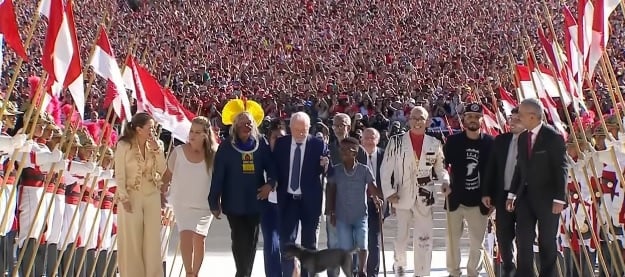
left=191, top=116, right=218, bottom=173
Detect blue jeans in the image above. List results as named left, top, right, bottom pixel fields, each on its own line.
left=325, top=215, right=340, bottom=277
left=261, top=202, right=282, bottom=277
left=336, top=217, right=368, bottom=250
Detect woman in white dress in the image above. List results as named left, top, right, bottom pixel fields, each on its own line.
left=162, top=116, right=217, bottom=277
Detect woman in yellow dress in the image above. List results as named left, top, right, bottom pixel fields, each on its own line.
left=114, top=112, right=167, bottom=277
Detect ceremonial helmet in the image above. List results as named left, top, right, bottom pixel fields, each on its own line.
left=0, top=101, right=22, bottom=116
left=221, top=97, right=265, bottom=127
left=566, top=133, right=591, bottom=150
left=76, top=128, right=97, bottom=149
left=605, top=114, right=620, bottom=129
left=593, top=124, right=607, bottom=137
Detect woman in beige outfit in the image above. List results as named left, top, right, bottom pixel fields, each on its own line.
left=114, top=113, right=167, bottom=277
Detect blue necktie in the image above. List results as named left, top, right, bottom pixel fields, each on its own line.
left=290, top=143, right=302, bottom=192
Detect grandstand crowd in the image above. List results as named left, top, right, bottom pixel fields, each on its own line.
left=1, top=0, right=624, bottom=132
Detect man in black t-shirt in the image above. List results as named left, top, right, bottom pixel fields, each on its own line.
left=442, top=103, right=494, bottom=277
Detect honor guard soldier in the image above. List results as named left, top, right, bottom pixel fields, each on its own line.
left=75, top=128, right=103, bottom=277
left=565, top=133, right=598, bottom=277
left=60, top=132, right=92, bottom=277
left=17, top=112, right=63, bottom=276
left=599, top=163, right=625, bottom=276
left=0, top=101, right=25, bottom=276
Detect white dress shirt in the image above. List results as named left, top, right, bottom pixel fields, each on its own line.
left=288, top=138, right=306, bottom=195
left=366, top=148, right=378, bottom=180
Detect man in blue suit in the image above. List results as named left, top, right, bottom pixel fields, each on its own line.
left=361, top=128, right=385, bottom=277
left=274, top=112, right=329, bottom=277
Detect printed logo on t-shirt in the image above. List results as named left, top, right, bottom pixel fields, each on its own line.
left=465, top=148, right=480, bottom=190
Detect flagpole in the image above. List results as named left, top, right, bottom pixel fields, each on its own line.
left=0, top=0, right=44, bottom=124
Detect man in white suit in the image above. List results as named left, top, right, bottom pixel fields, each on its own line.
left=380, top=106, right=450, bottom=277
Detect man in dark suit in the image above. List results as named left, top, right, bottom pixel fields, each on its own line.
left=361, top=128, right=385, bottom=277
left=507, top=98, right=568, bottom=277
left=482, top=107, right=525, bottom=277
left=274, top=112, right=329, bottom=277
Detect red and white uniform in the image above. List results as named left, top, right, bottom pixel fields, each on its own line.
left=17, top=142, right=63, bottom=248
left=77, top=167, right=105, bottom=251
left=600, top=164, right=625, bottom=247
left=47, top=160, right=95, bottom=247
left=97, top=172, right=115, bottom=252
left=0, top=133, right=27, bottom=236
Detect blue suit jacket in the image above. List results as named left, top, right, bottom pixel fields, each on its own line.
left=274, top=135, right=327, bottom=217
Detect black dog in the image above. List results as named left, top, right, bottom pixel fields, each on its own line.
left=283, top=244, right=357, bottom=276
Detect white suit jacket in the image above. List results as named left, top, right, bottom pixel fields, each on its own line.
left=380, top=133, right=449, bottom=210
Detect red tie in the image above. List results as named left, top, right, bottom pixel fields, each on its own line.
left=527, top=131, right=533, bottom=158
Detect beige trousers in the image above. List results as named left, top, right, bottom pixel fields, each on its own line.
left=445, top=204, right=488, bottom=277
left=118, top=185, right=163, bottom=277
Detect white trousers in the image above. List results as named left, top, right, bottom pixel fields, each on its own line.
left=99, top=209, right=114, bottom=251
left=18, top=186, right=49, bottom=248
left=47, top=194, right=65, bottom=245
left=77, top=202, right=99, bottom=249
left=0, top=185, right=17, bottom=236
left=61, top=203, right=80, bottom=250
left=394, top=200, right=433, bottom=276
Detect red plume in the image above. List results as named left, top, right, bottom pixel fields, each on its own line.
left=85, top=123, right=101, bottom=143
left=109, top=129, right=118, bottom=147
left=27, top=76, right=41, bottom=101
left=46, top=94, right=61, bottom=125
left=61, top=104, right=81, bottom=126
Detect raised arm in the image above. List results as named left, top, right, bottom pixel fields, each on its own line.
left=114, top=141, right=130, bottom=203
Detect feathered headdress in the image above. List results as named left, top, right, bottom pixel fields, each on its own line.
left=221, top=97, right=265, bottom=127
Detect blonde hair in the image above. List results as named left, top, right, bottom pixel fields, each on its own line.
left=191, top=116, right=218, bottom=173
left=229, top=112, right=261, bottom=143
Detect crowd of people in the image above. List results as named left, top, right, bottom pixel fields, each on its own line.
left=2, top=0, right=625, bottom=277
left=2, top=0, right=625, bottom=131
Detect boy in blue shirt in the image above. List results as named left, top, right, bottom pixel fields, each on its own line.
left=326, top=137, right=383, bottom=277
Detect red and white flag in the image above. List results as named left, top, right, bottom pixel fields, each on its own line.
left=89, top=25, right=131, bottom=121
left=126, top=57, right=194, bottom=141
left=498, top=87, right=517, bottom=116
left=0, top=0, right=27, bottom=60
left=41, top=0, right=85, bottom=119
left=587, top=0, right=620, bottom=76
